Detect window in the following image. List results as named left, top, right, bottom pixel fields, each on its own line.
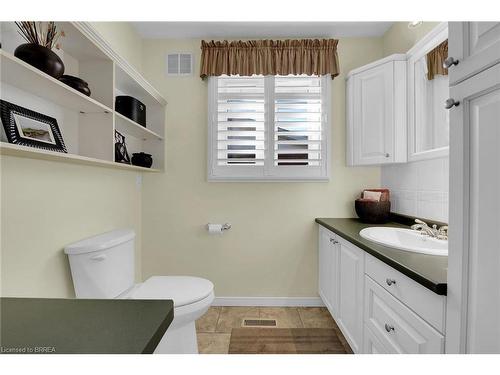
left=208, top=75, right=330, bottom=180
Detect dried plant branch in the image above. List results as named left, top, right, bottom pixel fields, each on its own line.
left=15, top=21, right=64, bottom=50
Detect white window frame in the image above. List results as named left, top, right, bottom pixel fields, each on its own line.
left=207, top=75, right=331, bottom=181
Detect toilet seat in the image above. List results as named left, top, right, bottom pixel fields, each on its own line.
left=131, top=276, right=214, bottom=307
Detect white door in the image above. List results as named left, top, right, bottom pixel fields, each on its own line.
left=352, top=62, right=394, bottom=165
left=447, top=62, right=500, bottom=353
left=448, top=22, right=500, bottom=85
left=337, top=239, right=365, bottom=353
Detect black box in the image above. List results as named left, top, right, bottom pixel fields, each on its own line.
left=115, top=96, right=146, bottom=127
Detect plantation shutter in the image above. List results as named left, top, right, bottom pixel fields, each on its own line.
left=209, top=75, right=329, bottom=180
left=273, top=75, right=323, bottom=167
left=216, top=76, right=266, bottom=166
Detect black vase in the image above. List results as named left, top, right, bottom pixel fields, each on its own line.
left=131, top=152, right=153, bottom=168
left=14, top=43, right=65, bottom=79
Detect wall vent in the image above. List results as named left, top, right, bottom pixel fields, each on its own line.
left=167, top=53, right=193, bottom=76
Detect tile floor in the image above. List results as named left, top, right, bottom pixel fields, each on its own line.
left=196, top=306, right=352, bottom=354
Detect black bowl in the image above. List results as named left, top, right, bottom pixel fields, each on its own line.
left=59, top=75, right=91, bottom=96
left=355, top=199, right=391, bottom=224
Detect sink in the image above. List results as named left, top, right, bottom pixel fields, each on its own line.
left=359, top=227, right=448, bottom=256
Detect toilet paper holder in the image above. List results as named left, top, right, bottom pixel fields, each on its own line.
left=206, top=223, right=231, bottom=231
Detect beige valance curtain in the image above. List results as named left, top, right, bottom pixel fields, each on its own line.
left=200, top=39, right=340, bottom=79
left=426, top=40, right=448, bottom=80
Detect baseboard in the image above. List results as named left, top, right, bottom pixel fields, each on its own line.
left=212, top=297, right=325, bottom=307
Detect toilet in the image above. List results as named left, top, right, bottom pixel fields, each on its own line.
left=64, top=229, right=214, bottom=354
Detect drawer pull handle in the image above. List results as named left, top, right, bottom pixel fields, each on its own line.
left=386, top=278, right=396, bottom=286
left=385, top=323, right=395, bottom=333
left=443, top=56, right=459, bottom=69
left=329, top=238, right=338, bottom=244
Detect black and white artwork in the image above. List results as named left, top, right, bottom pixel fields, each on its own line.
left=0, top=100, right=67, bottom=153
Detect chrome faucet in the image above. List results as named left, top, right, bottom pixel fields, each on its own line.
left=411, top=219, right=448, bottom=240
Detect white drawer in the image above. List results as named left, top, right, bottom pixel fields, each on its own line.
left=364, top=275, right=444, bottom=354
left=364, top=324, right=389, bottom=354
left=365, top=253, right=446, bottom=333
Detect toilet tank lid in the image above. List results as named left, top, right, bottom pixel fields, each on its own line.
left=64, top=229, right=135, bottom=255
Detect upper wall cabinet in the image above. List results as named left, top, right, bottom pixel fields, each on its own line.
left=346, top=54, right=407, bottom=166
left=407, top=23, right=449, bottom=162
left=448, top=22, right=500, bottom=86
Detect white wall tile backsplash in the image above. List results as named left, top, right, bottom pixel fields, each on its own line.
left=381, top=156, right=449, bottom=222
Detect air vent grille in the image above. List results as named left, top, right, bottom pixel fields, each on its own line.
left=243, top=319, right=277, bottom=327
left=167, top=53, right=193, bottom=75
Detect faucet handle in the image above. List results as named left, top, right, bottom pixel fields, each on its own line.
left=437, top=225, right=448, bottom=240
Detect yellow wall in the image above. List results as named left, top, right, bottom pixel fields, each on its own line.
left=0, top=23, right=144, bottom=298
left=91, top=22, right=144, bottom=73
left=0, top=158, right=142, bottom=297
left=140, top=37, right=382, bottom=297
left=383, top=22, right=441, bottom=56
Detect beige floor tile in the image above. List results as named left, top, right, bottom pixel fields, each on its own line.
left=259, top=307, right=304, bottom=328
left=196, top=307, right=221, bottom=333
left=197, top=333, right=231, bottom=354
left=216, top=306, right=259, bottom=333
left=297, top=307, right=336, bottom=328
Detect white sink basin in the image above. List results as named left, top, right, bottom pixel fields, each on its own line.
left=359, top=227, right=448, bottom=256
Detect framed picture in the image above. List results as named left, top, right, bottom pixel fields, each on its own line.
left=114, top=130, right=131, bottom=164
left=0, top=100, right=67, bottom=153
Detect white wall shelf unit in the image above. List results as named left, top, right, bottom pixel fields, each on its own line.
left=114, top=112, right=163, bottom=141
left=0, top=51, right=112, bottom=114
left=0, top=142, right=161, bottom=172
left=0, top=21, right=166, bottom=172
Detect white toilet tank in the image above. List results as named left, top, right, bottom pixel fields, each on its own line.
left=64, top=229, right=136, bottom=299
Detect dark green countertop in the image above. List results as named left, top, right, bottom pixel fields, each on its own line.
left=0, top=297, right=174, bottom=354
left=315, top=218, right=448, bottom=295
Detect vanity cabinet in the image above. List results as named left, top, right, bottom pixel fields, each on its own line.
left=448, top=22, right=500, bottom=85
left=318, top=224, right=446, bottom=354
left=346, top=54, right=407, bottom=166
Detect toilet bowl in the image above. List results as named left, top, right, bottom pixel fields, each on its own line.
left=64, top=229, right=214, bottom=354
left=121, top=276, right=214, bottom=353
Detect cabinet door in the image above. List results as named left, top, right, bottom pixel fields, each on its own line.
left=318, top=227, right=333, bottom=311
left=352, top=62, right=394, bottom=165
left=336, top=239, right=365, bottom=353
left=448, top=63, right=500, bottom=353
left=318, top=228, right=339, bottom=317
left=449, top=22, right=500, bottom=85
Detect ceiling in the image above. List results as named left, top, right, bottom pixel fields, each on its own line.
left=132, top=22, right=394, bottom=39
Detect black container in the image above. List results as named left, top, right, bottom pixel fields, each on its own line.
left=355, top=199, right=391, bottom=224
left=115, top=96, right=146, bottom=127
left=14, top=43, right=65, bottom=79
left=131, top=152, right=153, bottom=168
left=59, top=75, right=91, bottom=96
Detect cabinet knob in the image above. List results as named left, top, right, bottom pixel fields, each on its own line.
left=386, top=278, right=396, bottom=286
left=443, top=56, right=459, bottom=69
left=445, top=98, right=460, bottom=109
left=385, top=153, right=390, bottom=158
left=385, top=323, right=395, bottom=333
